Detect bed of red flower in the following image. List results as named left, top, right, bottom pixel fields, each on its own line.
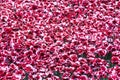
left=0, top=0, right=120, bottom=80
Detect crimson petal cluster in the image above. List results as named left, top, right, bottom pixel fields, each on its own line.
left=0, top=0, right=120, bottom=80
